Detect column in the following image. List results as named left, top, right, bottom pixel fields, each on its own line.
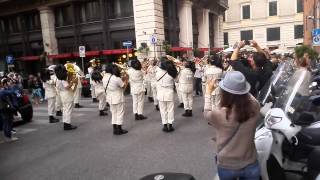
left=133, top=0, right=165, bottom=60
left=178, top=0, right=193, bottom=48
left=39, top=7, right=58, bottom=65
left=197, top=9, right=210, bottom=48
left=213, top=14, right=224, bottom=48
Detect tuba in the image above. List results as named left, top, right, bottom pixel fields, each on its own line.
left=65, top=63, right=78, bottom=92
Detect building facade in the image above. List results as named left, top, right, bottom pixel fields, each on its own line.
left=223, top=0, right=304, bottom=50
left=0, top=0, right=227, bottom=74
left=303, top=0, right=320, bottom=52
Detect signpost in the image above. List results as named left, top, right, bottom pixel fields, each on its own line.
left=6, top=55, right=14, bottom=71
left=122, top=41, right=132, bottom=61
left=149, top=35, right=157, bottom=59
left=79, top=46, right=86, bottom=72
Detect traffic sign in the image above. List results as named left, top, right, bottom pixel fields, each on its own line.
left=6, top=55, right=14, bottom=64
left=150, top=35, right=157, bottom=45
left=312, top=28, right=320, bottom=46
left=79, top=46, right=86, bottom=57
left=123, top=41, right=133, bottom=47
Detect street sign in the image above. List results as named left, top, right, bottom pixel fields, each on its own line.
left=149, top=35, right=157, bottom=45
left=122, top=41, right=133, bottom=47
left=79, top=46, right=86, bottom=57
left=312, top=28, right=320, bottom=46
left=6, top=55, right=14, bottom=64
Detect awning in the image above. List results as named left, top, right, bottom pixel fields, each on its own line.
left=198, top=48, right=224, bottom=52
left=73, top=50, right=100, bottom=57
left=170, top=47, right=193, bottom=52
left=18, top=56, right=40, bottom=61
left=48, top=53, right=73, bottom=59
left=102, top=49, right=133, bottom=55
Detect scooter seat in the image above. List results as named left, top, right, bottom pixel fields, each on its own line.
left=298, top=128, right=320, bottom=146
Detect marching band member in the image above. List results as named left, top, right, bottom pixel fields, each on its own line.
left=127, top=59, right=147, bottom=120
left=51, top=66, right=63, bottom=117
left=41, top=67, right=59, bottom=123
left=142, top=58, right=153, bottom=102
left=156, top=57, right=178, bottom=132
left=91, top=70, right=108, bottom=116
left=179, top=61, right=196, bottom=117
left=148, top=59, right=159, bottom=111
left=102, top=63, right=112, bottom=109
left=88, top=59, right=98, bottom=103
left=176, top=60, right=184, bottom=108
left=54, top=64, right=78, bottom=130
left=73, top=63, right=84, bottom=108
left=106, top=64, right=129, bottom=135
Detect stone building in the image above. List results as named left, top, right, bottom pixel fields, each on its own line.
left=0, top=0, right=227, bottom=74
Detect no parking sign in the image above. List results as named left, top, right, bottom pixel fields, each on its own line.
left=312, top=28, right=320, bottom=46
left=149, top=35, right=157, bottom=45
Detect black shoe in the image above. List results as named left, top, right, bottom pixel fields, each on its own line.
left=113, top=124, right=118, bottom=135
left=49, top=116, right=59, bottom=123
left=162, top=124, right=169, bottom=132
left=139, top=114, right=147, bottom=120
left=178, top=103, right=184, bottom=108
left=74, top=103, right=83, bottom=108
left=63, top=123, right=77, bottom=130
left=148, top=97, right=154, bottom=102
left=106, top=102, right=110, bottom=107
left=117, top=125, right=128, bottom=135
left=92, top=98, right=98, bottom=103
left=135, top=113, right=139, bottom=120
left=99, top=110, right=108, bottom=116
left=182, top=110, right=189, bottom=117
left=168, top=124, right=175, bottom=132
left=188, top=110, right=193, bottom=117
left=155, top=105, right=159, bottom=111
left=56, top=111, right=62, bottom=116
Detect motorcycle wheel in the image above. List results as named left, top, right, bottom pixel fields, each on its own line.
left=19, top=103, right=33, bottom=122
left=267, top=155, right=286, bottom=180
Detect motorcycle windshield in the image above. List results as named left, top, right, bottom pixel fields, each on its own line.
left=275, top=68, right=312, bottom=116
left=257, top=60, right=295, bottom=105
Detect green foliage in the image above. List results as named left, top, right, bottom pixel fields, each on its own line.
left=137, top=43, right=150, bottom=53
left=193, top=48, right=201, bottom=58
left=162, top=41, right=172, bottom=55
left=295, top=45, right=319, bottom=60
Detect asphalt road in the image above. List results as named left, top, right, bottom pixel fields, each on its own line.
left=0, top=95, right=217, bottom=180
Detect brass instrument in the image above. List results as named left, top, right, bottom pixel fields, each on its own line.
left=114, top=62, right=129, bottom=82
left=65, top=63, right=78, bottom=92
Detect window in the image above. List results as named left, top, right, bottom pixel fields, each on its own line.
left=0, top=19, right=5, bottom=33
left=294, top=25, right=303, bottom=39
left=242, top=5, right=250, bottom=19
left=80, top=0, right=101, bottom=23
left=269, top=0, right=277, bottom=16
left=297, top=0, right=303, bottom=13
left=8, top=16, right=21, bottom=33
left=55, top=5, right=73, bottom=27
left=267, top=27, right=280, bottom=41
left=224, top=32, right=229, bottom=45
left=109, top=0, right=133, bottom=19
left=240, top=30, right=253, bottom=41
left=25, top=12, right=41, bottom=31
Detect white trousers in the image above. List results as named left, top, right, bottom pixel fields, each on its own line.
left=110, top=103, right=124, bottom=125
left=146, top=81, right=152, bottom=97
left=132, top=92, right=144, bottom=114
left=62, top=101, right=73, bottom=124
left=151, top=83, right=158, bottom=105
left=74, top=88, right=81, bottom=104
left=55, top=94, right=62, bottom=111
left=182, top=92, right=193, bottom=110
left=176, top=84, right=183, bottom=103
left=47, top=97, right=56, bottom=116
left=158, top=101, right=174, bottom=125
left=91, top=85, right=96, bottom=98
left=97, top=93, right=106, bottom=110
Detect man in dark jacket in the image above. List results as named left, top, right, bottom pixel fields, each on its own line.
left=229, top=40, right=273, bottom=96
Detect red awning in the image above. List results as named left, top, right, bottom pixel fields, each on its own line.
left=102, top=49, right=133, bottom=55
left=73, top=50, right=100, bottom=57
left=170, top=47, right=193, bottom=52
left=48, top=53, right=73, bottom=59
left=198, top=48, right=209, bottom=52
left=18, top=56, right=40, bottom=61
left=199, top=48, right=224, bottom=52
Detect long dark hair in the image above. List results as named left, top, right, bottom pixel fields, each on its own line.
left=160, top=57, right=178, bottom=78
left=91, top=70, right=103, bottom=83
left=40, top=69, right=51, bottom=82
left=185, top=61, right=196, bottom=73
left=219, top=89, right=254, bottom=123
left=54, top=64, right=67, bottom=81
left=111, top=64, right=121, bottom=77
left=131, top=59, right=142, bottom=70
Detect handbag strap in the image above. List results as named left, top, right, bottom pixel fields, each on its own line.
left=104, top=75, right=112, bottom=93
left=217, top=123, right=241, bottom=153
left=157, top=72, right=167, bottom=82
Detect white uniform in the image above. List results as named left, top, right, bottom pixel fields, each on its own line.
left=52, top=75, right=62, bottom=112
left=73, top=74, right=82, bottom=104
left=149, top=65, right=158, bottom=106
left=176, top=67, right=184, bottom=104
left=179, top=68, right=194, bottom=110
left=156, top=67, right=175, bottom=125
left=92, top=80, right=106, bottom=111
left=144, top=68, right=152, bottom=98
left=128, top=68, right=145, bottom=115
left=102, top=72, right=112, bottom=104
left=43, top=75, right=57, bottom=116
left=202, top=65, right=223, bottom=106
left=106, top=75, right=125, bottom=125
left=56, top=80, right=74, bottom=124
left=88, top=67, right=96, bottom=98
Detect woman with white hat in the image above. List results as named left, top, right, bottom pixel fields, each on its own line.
left=204, top=71, right=261, bottom=180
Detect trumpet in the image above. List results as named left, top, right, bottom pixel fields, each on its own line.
left=65, top=63, right=78, bottom=92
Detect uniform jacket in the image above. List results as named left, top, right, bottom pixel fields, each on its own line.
left=92, top=80, right=105, bottom=98
left=105, top=75, right=125, bottom=104
left=128, top=68, right=145, bottom=94
left=56, top=80, right=74, bottom=103
left=43, top=75, right=57, bottom=99
left=156, top=67, right=175, bottom=101
left=179, top=68, right=194, bottom=93
left=202, top=65, right=223, bottom=84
